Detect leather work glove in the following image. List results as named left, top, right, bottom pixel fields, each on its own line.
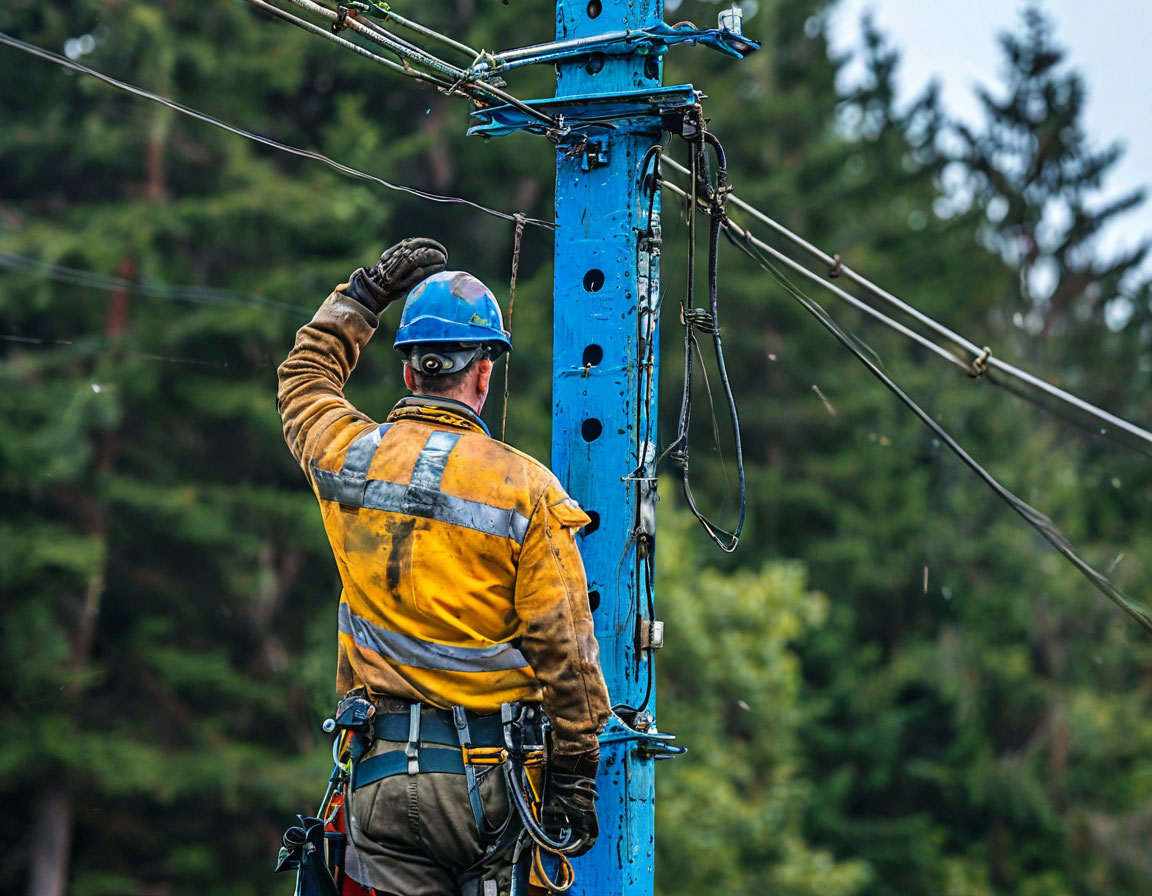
left=542, top=752, right=599, bottom=857
left=340, top=237, right=447, bottom=315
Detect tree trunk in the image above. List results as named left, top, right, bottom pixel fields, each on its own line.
left=24, top=265, right=125, bottom=894
left=25, top=788, right=73, bottom=896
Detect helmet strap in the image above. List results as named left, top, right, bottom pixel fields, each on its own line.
left=405, top=345, right=490, bottom=378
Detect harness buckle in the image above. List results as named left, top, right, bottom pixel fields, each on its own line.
left=462, top=745, right=509, bottom=766
left=405, top=703, right=421, bottom=775
left=520, top=749, right=546, bottom=768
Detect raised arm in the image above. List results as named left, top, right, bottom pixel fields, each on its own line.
left=276, top=238, right=447, bottom=477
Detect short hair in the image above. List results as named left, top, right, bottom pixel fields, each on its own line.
left=409, top=362, right=472, bottom=395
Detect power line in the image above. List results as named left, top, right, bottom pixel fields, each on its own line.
left=0, top=251, right=311, bottom=316
left=660, top=178, right=969, bottom=372
left=0, top=31, right=552, bottom=229
left=661, top=157, right=1152, bottom=457
left=353, top=0, right=482, bottom=60
left=244, top=0, right=456, bottom=87
left=0, top=332, right=235, bottom=370
left=720, top=215, right=1152, bottom=634
left=248, top=0, right=557, bottom=129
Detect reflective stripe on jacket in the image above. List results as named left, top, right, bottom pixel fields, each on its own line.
left=277, top=291, right=610, bottom=754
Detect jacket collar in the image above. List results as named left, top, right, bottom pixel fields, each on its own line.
left=386, top=394, right=491, bottom=437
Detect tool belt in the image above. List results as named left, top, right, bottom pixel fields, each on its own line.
left=352, top=703, right=535, bottom=788
left=296, top=691, right=577, bottom=895
left=347, top=699, right=546, bottom=859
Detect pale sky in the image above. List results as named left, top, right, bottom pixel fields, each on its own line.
left=827, top=0, right=1152, bottom=278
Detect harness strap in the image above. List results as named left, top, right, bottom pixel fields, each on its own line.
left=405, top=704, right=421, bottom=775
left=373, top=709, right=505, bottom=746
left=355, top=746, right=466, bottom=789
left=454, top=706, right=494, bottom=842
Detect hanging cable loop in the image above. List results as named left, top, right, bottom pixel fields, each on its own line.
left=668, top=115, right=746, bottom=553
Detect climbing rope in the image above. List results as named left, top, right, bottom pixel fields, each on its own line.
left=501, top=213, right=526, bottom=442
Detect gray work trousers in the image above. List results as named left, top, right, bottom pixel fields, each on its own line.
left=344, top=738, right=515, bottom=896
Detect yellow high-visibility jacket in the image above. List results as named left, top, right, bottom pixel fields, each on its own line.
left=277, top=290, right=610, bottom=755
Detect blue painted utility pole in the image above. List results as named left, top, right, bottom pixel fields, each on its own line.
left=470, top=7, right=756, bottom=895
left=549, top=0, right=665, bottom=890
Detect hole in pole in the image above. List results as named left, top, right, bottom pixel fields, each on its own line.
left=588, top=589, right=601, bottom=612
left=582, top=344, right=604, bottom=367
left=585, top=52, right=605, bottom=74
left=581, top=418, right=603, bottom=442
left=586, top=0, right=602, bottom=18
left=583, top=269, right=605, bottom=292
left=644, top=56, right=660, bottom=80
left=583, top=510, right=601, bottom=535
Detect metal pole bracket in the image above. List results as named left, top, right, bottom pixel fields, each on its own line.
left=466, top=85, right=700, bottom=138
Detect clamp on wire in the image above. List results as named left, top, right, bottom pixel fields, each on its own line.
left=967, top=345, right=993, bottom=379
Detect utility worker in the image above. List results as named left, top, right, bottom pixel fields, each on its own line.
left=277, top=237, right=610, bottom=896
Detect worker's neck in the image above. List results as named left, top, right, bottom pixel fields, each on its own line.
left=411, top=391, right=485, bottom=417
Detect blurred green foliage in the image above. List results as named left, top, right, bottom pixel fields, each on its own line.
left=2, top=0, right=1151, bottom=894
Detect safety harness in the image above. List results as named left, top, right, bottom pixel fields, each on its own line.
left=351, top=702, right=520, bottom=844
left=277, top=692, right=583, bottom=895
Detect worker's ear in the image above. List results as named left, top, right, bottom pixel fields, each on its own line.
left=476, top=358, right=493, bottom=396
left=403, top=363, right=415, bottom=391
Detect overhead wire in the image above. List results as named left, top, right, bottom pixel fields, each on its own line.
left=255, top=0, right=557, bottom=129
left=0, top=332, right=236, bottom=370
left=719, top=214, right=1152, bottom=634
left=278, top=0, right=470, bottom=82
left=243, top=0, right=451, bottom=87
left=0, top=31, right=552, bottom=229
left=0, top=251, right=311, bottom=316
left=661, top=156, right=1152, bottom=457
left=660, top=180, right=967, bottom=370
left=355, top=1, right=482, bottom=60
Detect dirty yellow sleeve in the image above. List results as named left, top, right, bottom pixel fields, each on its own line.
left=515, top=484, right=611, bottom=757
left=277, top=290, right=380, bottom=478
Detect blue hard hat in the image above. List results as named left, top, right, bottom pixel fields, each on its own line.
left=393, top=271, right=512, bottom=354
